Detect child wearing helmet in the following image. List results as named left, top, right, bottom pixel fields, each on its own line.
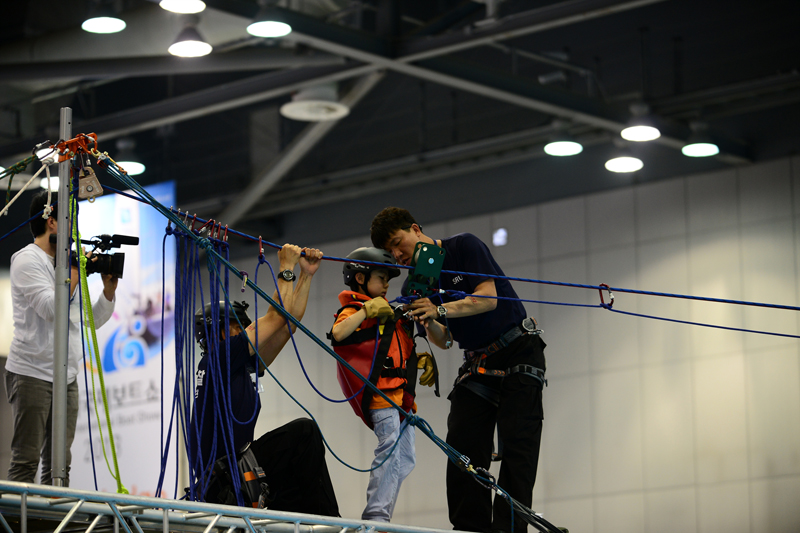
left=328, top=247, right=436, bottom=523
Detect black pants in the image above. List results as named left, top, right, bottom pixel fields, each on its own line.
left=446, top=335, right=545, bottom=533
left=249, top=418, right=340, bottom=517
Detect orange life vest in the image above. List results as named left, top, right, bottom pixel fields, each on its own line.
left=328, top=291, right=418, bottom=429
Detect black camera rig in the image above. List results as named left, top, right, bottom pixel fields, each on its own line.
left=50, top=233, right=139, bottom=278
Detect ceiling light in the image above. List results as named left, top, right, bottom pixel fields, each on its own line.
left=82, top=16, right=126, bottom=34
left=544, top=140, right=583, bottom=157
left=682, top=122, right=719, bottom=157
left=280, top=83, right=349, bottom=122
left=159, top=0, right=206, bottom=14
left=620, top=102, right=661, bottom=142
left=543, top=121, right=583, bottom=156
left=168, top=19, right=212, bottom=57
left=82, top=2, right=126, bottom=34
left=115, top=138, right=146, bottom=176
left=248, top=20, right=291, bottom=38
left=605, top=156, right=643, bottom=173
left=39, top=176, right=60, bottom=191
left=493, top=228, right=508, bottom=247
left=682, top=142, right=719, bottom=157
left=247, top=3, right=292, bottom=38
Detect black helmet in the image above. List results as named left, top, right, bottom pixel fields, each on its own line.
left=342, top=247, right=400, bottom=286
left=194, top=300, right=252, bottom=352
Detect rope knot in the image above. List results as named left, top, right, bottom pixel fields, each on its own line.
left=405, top=413, right=420, bottom=426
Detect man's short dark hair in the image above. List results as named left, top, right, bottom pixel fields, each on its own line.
left=29, top=190, right=57, bottom=238
left=370, top=207, right=418, bottom=249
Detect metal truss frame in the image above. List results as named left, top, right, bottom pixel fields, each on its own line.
left=0, top=481, right=462, bottom=533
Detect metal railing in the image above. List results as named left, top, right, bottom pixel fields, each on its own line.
left=0, top=481, right=459, bottom=533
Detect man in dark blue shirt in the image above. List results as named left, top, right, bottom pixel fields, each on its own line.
left=191, top=244, right=339, bottom=516
left=371, top=208, right=546, bottom=533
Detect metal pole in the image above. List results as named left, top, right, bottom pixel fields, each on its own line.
left=52, top=106, right=72, bottom=487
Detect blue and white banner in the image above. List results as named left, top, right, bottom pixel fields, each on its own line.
left=72, top=181, right=178, bottom=498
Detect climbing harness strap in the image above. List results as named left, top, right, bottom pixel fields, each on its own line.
left=464, top=317, right=542, bottom=359
left=455, top=318, right=547, bottom=389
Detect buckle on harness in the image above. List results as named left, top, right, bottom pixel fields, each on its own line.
left=521, top=317, right=543, bottom=335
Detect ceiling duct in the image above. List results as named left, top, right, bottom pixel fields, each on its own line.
left=279, top=83, right=349, bottom=121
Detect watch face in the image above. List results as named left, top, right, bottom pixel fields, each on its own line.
left=281, top=270, right=295, bottom=281
left=437, top=305, right=447, bottom=316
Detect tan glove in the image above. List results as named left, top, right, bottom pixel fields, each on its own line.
left=417, top=352, right=435, bottom=387
left=363, top=297, right=395, bottom=323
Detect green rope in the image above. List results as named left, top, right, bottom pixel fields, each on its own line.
left=2, top=155, right=37, bottom=207
left=71, top=194, right=128, bottom=495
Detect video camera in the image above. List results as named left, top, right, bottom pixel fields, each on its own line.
left=50, top=234, right=139, bottom=278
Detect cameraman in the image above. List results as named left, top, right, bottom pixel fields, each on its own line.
left=4, top=190, right=118, bottom=485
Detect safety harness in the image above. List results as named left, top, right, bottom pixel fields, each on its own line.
left=455, top=317, right=547, bottom=396
left=327, top=294, right=423, bottom=429
left=203, top=442, right=271, bottom=509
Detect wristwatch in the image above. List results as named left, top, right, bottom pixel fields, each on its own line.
left=437, top=305, right=448, bottom=317
left=279, top=269, right=296, bottom=282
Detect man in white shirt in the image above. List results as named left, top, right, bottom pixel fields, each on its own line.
left=4, top=190, right=119, bottom=485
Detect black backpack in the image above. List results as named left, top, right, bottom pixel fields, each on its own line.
left=204, top=442, right=272, bottom=508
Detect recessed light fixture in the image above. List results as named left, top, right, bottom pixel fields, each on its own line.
left=82, top=1, right=126, bottom=34
left=544, top=140, right=583, bottom=157
left=605, top=156, right=643, bottom=173
left=39, top=176, right=60, bottom=191
left=115, top=138, right=146, bottom=176
left=168, top=17, right=212, bottom=57
left=159, top=0, right=206, bottom=14
left=620, top=102, right=661, bottom=142
left=681, top=122, right=719, bottom=157
left=82, top=16, right=126, bottom=34
left=247, top=3, right=292, bottom=38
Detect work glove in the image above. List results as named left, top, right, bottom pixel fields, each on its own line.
left=363, top=297, right=395, bottom=323
left=417, top=352, right=435, bottom=387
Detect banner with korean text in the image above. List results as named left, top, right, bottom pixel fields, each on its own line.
left=72, top=181, right=178, bottom=498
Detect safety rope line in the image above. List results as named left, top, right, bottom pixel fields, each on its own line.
left=255, top=253, right=379, bottom=404
left=77, top=264, right=100, bottom=492
left=171, top=229, right=413, bottom=477
left=425, top=291, right=800, bottom=339
left=1, top=155, right=37, bottom=212
left=70, top=176, right=128, bottom=495
left=0, top=159, right=50, bottom=218
left=97, top=183, right=800, bottom=314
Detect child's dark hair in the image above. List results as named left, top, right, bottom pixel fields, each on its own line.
left=370, top=207, right=418, bottom=249
left=29, top=190, right=57, bottom=238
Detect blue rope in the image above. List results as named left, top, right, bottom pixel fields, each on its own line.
left=255, top=255, right=377, bottom=404
left=601, top=304, right=800, bottom=339
left=166, top=232, right=413, bottom=474
left=435, top=290, right=800, bottom=339
left=99, top=185, right=800, bottom=314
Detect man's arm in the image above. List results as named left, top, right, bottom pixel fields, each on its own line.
left=408, top=278, right=497, bottom=323
left=91, top=274, right=118, bottom=328
left=417, top=314, right=453, bottom=350
left=245, top=244, right=301, bottom=362
left=12, top=250, right=57, bottom=322
left=245, top=246, right=323, bottom=368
